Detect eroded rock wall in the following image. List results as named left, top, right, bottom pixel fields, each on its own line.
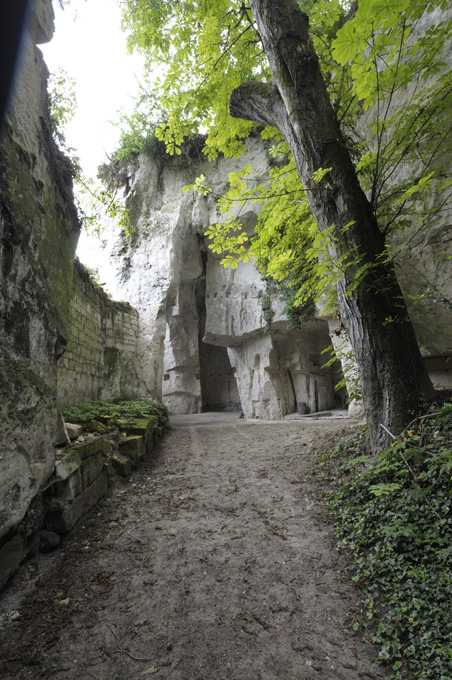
left=0, top=0, right=80, bottom=587
left=98, top=115, right=452, bottom=419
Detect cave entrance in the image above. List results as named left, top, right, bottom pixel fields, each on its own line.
left=273, top=320, right=348, bottom=415
left=196, top=252, right=242, bottom=412
left=199, top=342, right=242, bottom=412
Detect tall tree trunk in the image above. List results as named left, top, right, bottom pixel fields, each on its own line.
left=229, top=0, right=434, bottom=451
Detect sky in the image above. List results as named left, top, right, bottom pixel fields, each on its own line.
left=41, top=0, right=145, bottom=178
left=40, top=0, right=146, bottom=266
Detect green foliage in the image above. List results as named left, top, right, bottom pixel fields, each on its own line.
left=319, top=404, right=452, bottom=679
left=76, top=174, right=133, bottom=238
left=48, top=68, right=77, bottom=148
left=332, top=0, right=452, bottom=237
left=202, top=150, right=336, bottom=310
left=275, top=274, right=316, bottom=330
left=61, top=398, right=170, bottom=430
left=261, top=279, right=274, bottom=333
left=198, top=0, right=452, bottom=301
left=322, top=337, right=362, bottom=404
left=110, top=79, right=168, bottom=164
left=120, top=0, right=352, bottom=313
left=121, top=0, right=349, bottom=159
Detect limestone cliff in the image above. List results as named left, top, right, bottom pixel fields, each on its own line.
left=0, top=0, right=80, bottom=586
left=96, top=136, right=346, bottom=419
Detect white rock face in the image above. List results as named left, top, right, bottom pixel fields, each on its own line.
left=97, top=137, right=343, bottom=417
left=92, top=8, right=452, bottom=417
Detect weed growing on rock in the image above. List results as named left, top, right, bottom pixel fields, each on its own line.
left=316, top=404, right=452, bottom=679
left=61, top=399, right=169, bottom=430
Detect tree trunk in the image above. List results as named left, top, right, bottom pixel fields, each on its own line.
left=229, top=0, right=434, bottom=451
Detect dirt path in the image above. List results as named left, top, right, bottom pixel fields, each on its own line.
left=0, top=414, right=385, bottom=680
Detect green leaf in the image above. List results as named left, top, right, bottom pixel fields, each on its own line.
left=369, top=482, right=402, bottom=497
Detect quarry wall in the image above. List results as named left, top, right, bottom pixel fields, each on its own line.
left=0, top=0, right=80, bottom=587
left=98, top=137, right=346, bottom=419
left=97, top=117, right=452, bottom=421
left=92, top=6, right=452, bottom=415
left=57, top=258, right=141, bottom=405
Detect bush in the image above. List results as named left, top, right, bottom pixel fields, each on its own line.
left=318, top=404, right=452, bottom=679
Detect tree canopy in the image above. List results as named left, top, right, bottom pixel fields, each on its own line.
left=120, top=0, right=451, bottom=307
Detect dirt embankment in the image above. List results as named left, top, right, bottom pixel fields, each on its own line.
left=0, top=414, right=385, bottom=680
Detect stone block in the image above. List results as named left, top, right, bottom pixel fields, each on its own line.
left=54, top=450, right=82, bottom=482
left=118, top=435, right=145, bottom=466
left=81, top=452, right=104, bottom=488
left=115, top=418, right=155, bottom=456
left=70, top=436, right=110, bottom=460
left=44, top=471, right=108, bottom=534
left=0, top=535, right=28, bottom=591
left=87, top=420, right=107, bottom=433
left=65, top=423, right=83, bottom=440
left=55, top=411, right=70, bottom=446
left=110, top=454, right=132, bottom=478
left=53, top=467, right=83, bottom=502
left=0, top=496, right=42, bottom=590
left=39, top=529, right=61, bottom=553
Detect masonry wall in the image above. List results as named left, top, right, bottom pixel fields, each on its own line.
left=57, top=258, right=141, bottom=405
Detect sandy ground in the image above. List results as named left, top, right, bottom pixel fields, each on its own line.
left=0, top=413, right=385, bottom=680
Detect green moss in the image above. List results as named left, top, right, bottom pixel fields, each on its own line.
left=81, top=453, right=104, bottom=487
left=1, top=125, right=79, bottom=339
left=103, top=347, right=119, bottom=380
left=118, top=435, right=145, bottom=463
left=110, top=454, right=132, bottom=478
left=319, top=405, right=452, bottom=679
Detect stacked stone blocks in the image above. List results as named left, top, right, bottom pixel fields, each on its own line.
left=43, top=416, right=163, bottom=535
left=57, top=258, right=141, bottom=405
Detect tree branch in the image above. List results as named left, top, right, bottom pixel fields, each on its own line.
left=229, top=80, right=285, bottom=129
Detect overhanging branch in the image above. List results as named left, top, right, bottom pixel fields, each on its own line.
left=229, top=80, right=285, bottom=129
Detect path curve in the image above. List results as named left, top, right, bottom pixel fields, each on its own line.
left=0, top=414, right=384, bottom=680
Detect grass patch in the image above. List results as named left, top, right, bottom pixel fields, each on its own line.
left=315, top=403, right=452, bottom=679
left=60, top=398, right=170, bottom=431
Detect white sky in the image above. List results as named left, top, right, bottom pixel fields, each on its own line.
left=41, top=0, right=145, bottom=178
left=40, top=0, right=146, bottom=267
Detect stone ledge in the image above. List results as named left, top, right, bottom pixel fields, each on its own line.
left=43, top=418, right=164, bottom=535
left=44, top=471, right=108, bottom=533
left=115, top=417, right=158, bottom=456
left=118, top=435, right=145, bottom=466
left=0, top=415, right=166, bottom=592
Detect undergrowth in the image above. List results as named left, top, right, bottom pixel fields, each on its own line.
left=314, top=403, right=452, bottom=680
left=60, top=399, right=170, bottom=431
